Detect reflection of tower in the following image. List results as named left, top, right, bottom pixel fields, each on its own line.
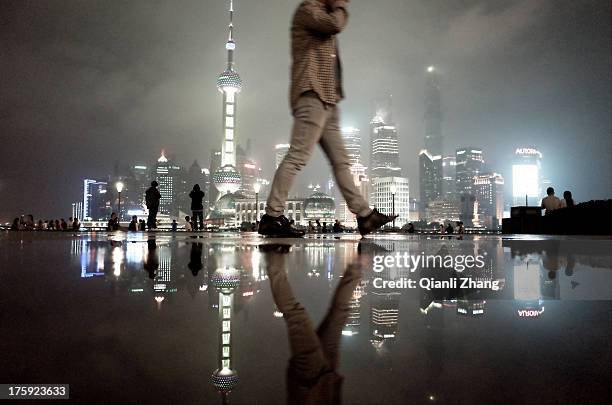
left=212, top=0, right=242, bottom=198
left=210, top=265, right=241, bottom=399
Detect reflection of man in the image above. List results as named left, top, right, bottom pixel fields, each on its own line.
left=258, top=0, right=395, bottom=237
left=143, top=237, right=159, bottom=279
left=261, top=243, right=362, bottom=404
left=188, top=242, right=204, bottom=276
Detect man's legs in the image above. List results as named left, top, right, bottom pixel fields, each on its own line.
left=192, top=211, right=203, bottom=231
left=147, top=208, right=157, bottom=230
left=265, top=95, right=328, bottom=217
left=319, top=106, right=372, bottom=218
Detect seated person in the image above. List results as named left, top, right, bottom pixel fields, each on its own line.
left=541, top=187, right=561, bottom=215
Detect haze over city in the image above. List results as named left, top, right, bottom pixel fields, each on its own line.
left=0, top=0, right=610, bottom=221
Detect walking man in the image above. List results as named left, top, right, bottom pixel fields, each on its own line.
left=258, top=0, right=395, bottom=237
left=145, top=181, right=161, bottom=230
left=189, top=184, right=205, bottom=231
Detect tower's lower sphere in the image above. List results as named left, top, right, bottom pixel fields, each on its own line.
left=213, top=164, right=242, bottom=194
left=211, top=368, right=239, bottom=393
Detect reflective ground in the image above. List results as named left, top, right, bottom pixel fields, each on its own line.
left=1, top=232, right=611, bottom=404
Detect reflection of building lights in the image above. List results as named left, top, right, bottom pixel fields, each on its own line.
left=273, top=310, right=283, bottom=318
left=112, top=246, right=123, bottom=276
left=199, top=284, right=208, bottom=291
left=341, top=330, right=354, bottom=336
left=154, top=296, right=165, bottom=303
left=242, top=291, right=254, bottom=297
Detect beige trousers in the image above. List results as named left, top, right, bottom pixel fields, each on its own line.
left=265, top=93, right=371, bottom=218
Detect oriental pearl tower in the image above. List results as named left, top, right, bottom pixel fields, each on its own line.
left=212, top=0, right=243, bottom=197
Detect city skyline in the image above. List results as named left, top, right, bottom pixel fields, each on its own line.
left=0, top=0, right=610, bottom=220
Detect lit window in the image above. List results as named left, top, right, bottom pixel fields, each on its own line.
left=226, top=116, right=234, bottom=128
left=226, top=128, right=234, bottom=140
left=226, top=104, right=234, bottom=115
left=226, top=92, right=235, bottom=103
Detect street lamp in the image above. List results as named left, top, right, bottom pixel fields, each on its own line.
left=389, top=183, right=397, bottom=228
left=253, top=182, right=261, bottom=223
left=115, top=181, right=124, bottom=221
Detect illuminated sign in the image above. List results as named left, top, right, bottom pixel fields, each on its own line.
left=512, top=164, right=539, bottom=198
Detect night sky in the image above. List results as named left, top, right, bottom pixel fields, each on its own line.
left=0, top=0, right=610, bottom=221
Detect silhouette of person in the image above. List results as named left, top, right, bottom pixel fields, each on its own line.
left=145, top=181, right=161, bottom=230
left=143, top=238, right=159, bottom=279
left=188, top=242, right=204, bottom=277
left=560, top=190, right=575, bottom=208
left=261, top=242, right=362, bottom=404
left=189, top=184, right=205, bottom=231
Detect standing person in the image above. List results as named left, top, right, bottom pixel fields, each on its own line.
left=139, top=219, right=147, bottom=231
left=560, top=190, right=575, bottom=208
left=541, top=187, right=562, bottom=215
left=145, top=181, right=161, bottom=230
left=72, top=217, right=80, bottom=231
left=189, top=184, right=205, bottom=231
left=258, top=0, right=395, bottom=237
left=60, top=218, right=68, bottom=231
left=171, top=219, right=178, bottom=232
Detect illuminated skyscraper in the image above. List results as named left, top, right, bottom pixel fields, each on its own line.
left=341, top=126, right=361, bottom=166
left=212, top=0, right=242, bottom=197
left=424, top=66, right=443, bottom=157
left=441, top=156, right=456, bottom=198
left=83, top=179, right=110, bottom=221
left=456, top=147, right=484, bottom=226
left=369, top=97, right=401, bottom=179
left=474, top=172, right=504, bottom=229
left=419, top=150, right=442, bottom=218
left=154, top=150, right=183, bottom=215
left=512, top=148, right=542, bottom=206
left=455, top=147, right=484, bottom=195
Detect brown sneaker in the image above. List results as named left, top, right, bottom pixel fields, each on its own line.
left=357, top=209, right=397, bottom=236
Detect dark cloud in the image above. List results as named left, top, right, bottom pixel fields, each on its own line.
left=0, top=0, right=610, bottom=220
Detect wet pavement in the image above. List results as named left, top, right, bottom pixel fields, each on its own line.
left=0, top=231, right=611, bottom=404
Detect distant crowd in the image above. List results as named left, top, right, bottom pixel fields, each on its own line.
left=10, top=215, right=81, bottom=231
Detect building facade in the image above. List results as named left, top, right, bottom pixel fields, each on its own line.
left=372, top=177, right=410, bottom=227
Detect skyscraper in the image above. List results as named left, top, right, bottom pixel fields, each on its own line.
left=455, top=147, right=484, bottom=226
left=419, top=150, right=442, bottom=217
left=369, top=98, right=401, bottom=179
left=372, top=177, right=410, bottom=227
left=212, top=0, right=242, bottom=197
left=341, top=126, right=361, bottom=166
left=455, top=147, right=484, bottom=196
left=83, top=179, right=110, bottom=221
left=154, top=150, right=183, bottom=216
left=474, top=173, right=504, bottom=229
left=441, top=156, right=456, bottom=198
left=424, top=66, right=443, bottom=157
left=418, top=66, right=444, bottom=221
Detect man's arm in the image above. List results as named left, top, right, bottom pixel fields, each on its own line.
left=297, top=0, right=349, bottom=35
